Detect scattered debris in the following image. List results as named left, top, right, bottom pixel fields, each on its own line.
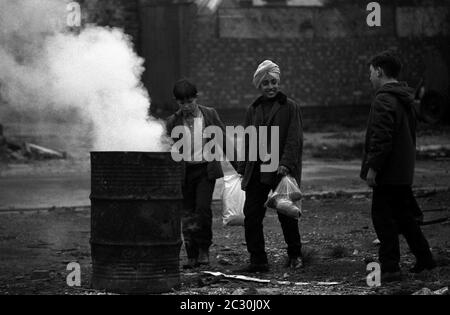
left=0, top=126, right=67, bottom=162
left=316, top=282, right=341, bottom=286
left=412, top=288, right=434, bottom=295
left=411, top=287, right=448, bottom=295
left=256, top=288, right=282, bottom=295
left=231, top=288, right=247, bottom=295
left=417, top=144, right=450, bottom=160
left=293, top=282, right=311, bottom=286
left=203, top=271, right=270, bottom=284
left=417, top=144, right=450, bottom=152
left=24, top=143, right=66, bottom=160
left=231, top=287, right=259, bottom=295
left=216, top=255, right=233, bottom=266
left=433, top=287, right=449, bottom=295
left=201, top=271, right=340, bottom=287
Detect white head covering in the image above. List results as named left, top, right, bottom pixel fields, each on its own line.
left=253, top=60, right=281, bottom=88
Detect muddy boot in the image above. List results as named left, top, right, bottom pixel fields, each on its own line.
left=198, top=248, right=210, bottom=266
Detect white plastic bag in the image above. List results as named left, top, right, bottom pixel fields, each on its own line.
left=222, top=174, right=245, bottom=226
left=265, top=176, right=302, bottom=219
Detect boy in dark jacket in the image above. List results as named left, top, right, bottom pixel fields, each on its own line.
left=361, top=51, right=436, bottom=281
left=166, top=79, right=236, bottom=269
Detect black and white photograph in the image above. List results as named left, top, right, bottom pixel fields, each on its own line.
left=0, top=0, right=449, bottom=299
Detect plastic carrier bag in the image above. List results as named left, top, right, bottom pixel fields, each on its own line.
left=222, top=174, right=245, bottom=226
left=265, top=176, right=303, bottom=219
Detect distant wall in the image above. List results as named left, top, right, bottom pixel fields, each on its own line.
left=79, top=0, right=450, bottom=116
left=188, top=1, right=449, bottom=109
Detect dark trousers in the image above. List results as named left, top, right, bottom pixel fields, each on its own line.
left=182, top=163, right=216, bottom=259
left=371, top=185, right=433, bottom=273
left=408, top=188, right=424, bottom=222
left=243, top=166, right=302, bottom=265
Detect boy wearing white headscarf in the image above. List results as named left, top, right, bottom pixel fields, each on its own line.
left=237, top=60, right=304, bottom=272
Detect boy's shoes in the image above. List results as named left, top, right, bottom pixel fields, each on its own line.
left=237, top=263, right=270, bottom=273
left=285, top=257, right=304, bottom=269
left=182, top=258, right=198, bottom=270
left=381, top=271, right=402, bottom=283
left=198, top=248, right=210, bottom=266
left=409, top=261, right=436, bottom=274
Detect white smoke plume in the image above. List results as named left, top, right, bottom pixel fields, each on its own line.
left=0, top=0, right=170, bottom=152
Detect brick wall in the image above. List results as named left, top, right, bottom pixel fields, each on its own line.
left=78, top=0, right=450, bottom=119
left=189, top=35, right=449, bottom=109
left=188, top=1, right=450, bottom=110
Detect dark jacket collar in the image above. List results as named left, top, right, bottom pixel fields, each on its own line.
left=174, top=104, right=205, bottom=118
left=172, top=105, right=214, bottom=127
left=251, top=91, right=288, bottom=108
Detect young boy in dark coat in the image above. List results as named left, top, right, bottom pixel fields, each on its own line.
left=361, top=51, right=436, bottom=281
left=166, top=79, right=236, bottom=269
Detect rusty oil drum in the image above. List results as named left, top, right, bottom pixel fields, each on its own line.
left=90, top=152, right=184, bottom=294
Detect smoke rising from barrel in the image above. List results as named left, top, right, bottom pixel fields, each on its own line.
left=0, top=0, right=170, bottom=152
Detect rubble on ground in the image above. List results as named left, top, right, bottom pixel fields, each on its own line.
left=417, top=145, right=450, bottom=160
left=412, top=287, right=449, bottom=295
left=0, top=124, right=66, bottom=162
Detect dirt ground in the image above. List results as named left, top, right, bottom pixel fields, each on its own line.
left=0, top=121, right=449, bottom=295
left=0, top=191, right=448, bottom=295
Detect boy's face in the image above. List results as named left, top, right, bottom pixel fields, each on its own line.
left=177, top=97, right=198, bottom=115
left=259, top=76, right=279, bottom=99
left=369, top=65, right=382, bottom=90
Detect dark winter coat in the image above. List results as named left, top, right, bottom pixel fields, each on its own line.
left=166, top=105, right=236, bottom=180
left=237, top=92, right=303, bottom=191
left=360, top=82, right=417, bottom=185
